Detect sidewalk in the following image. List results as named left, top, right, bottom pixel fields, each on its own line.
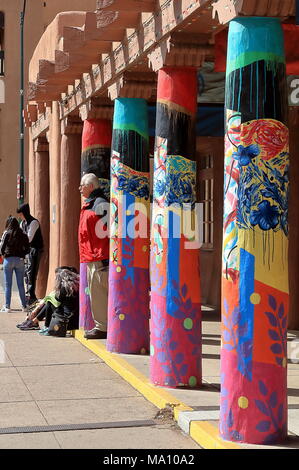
left=2, top=273, right=299, bottom=449
left=74, top=307, right=299, bottom=450
left=0, top=286, right=200, bottom=450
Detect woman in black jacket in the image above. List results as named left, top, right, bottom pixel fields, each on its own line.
left=18, top=266, right=79, bottom=336
left=0, top=216, right=29, bottom=312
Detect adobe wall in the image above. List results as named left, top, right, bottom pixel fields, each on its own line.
left=0, top=0, right=95, bottom=234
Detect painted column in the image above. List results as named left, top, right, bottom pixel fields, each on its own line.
left=107, top=98, right=150, bottom=354
left=79, top=119, right=112, bottom=331
left=221, top=18, right=289, bottom=444
left=60, top=132, right=81, bottom=269
left=47, top=101, right=61, bottom=292
left=34, top=149, right=49, bottom=298
left=150, top=67, right=201, bottom=388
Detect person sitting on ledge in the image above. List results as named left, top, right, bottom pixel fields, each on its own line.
left=17, top=266, right=79, bottom=336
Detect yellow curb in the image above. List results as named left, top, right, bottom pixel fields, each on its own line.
left=190, top=421, right=241, bottom=449
left=73, top=329, right=241, bottom=450
left=74, top=330, right=192, bottom=412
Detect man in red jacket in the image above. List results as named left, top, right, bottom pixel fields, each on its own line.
left=78, top=173, right=109, bottom=339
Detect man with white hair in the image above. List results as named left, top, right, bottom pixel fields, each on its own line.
left=78, top=173, right=109, bottom=339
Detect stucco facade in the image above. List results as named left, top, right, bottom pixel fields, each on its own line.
left=0, top=0, right=96, bottom=235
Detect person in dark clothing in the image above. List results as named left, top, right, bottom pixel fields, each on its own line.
left=18, top=266, right=79, bottom=335
left=0, top=216, right=29, bottom=312
left=16, top=203, right=44, bottom=306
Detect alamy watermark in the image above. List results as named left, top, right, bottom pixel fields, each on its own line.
left=290, top=339, right=299, bottom=364
left=288, top=77, right=299, bottom=105
left=94, top=199, right=204, bottom=249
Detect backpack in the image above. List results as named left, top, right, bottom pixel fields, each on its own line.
left=47, top=312, right=69, bottom=337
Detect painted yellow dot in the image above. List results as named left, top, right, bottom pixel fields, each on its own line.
left=238, top=396, right=249, bottom=409
left=250, top=293, right=261, bottom=305
left=116, top=266, right=122, bottom=273
left=119, top=314, right=125, bottom=321
left=140, top=348, right=147, bottom=355
left=142, top=245, right=148, bottom=252
left=126, top=210, right=131, bottom=215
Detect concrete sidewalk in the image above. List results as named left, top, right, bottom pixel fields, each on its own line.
left=0, top=284, right=200, bottom=450
left=2, top=273, right=298, bottom=449
left=74, top=307, right=299, bottom=450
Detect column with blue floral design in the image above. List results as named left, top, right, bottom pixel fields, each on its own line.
left=221, top=17, right=289, bottom=444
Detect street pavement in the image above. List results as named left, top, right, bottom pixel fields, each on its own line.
left=0, top=269, right=200, bottom=450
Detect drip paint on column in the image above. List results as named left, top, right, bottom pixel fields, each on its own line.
left=107, top=98, right=150, bottom=354
left=80, top=119, right=112, bottom=331
left=150, top=67, right=201, bottom=388
left=79, top=262, right=94, bottom=331
left=81, top=119, right=112, bottom=178
left=221, top=17, right=289, bottom=444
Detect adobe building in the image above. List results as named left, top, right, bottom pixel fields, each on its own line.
left=24, top=0, right=299, bottom=323
left=0, top=0, right=97, bottom=294
left=24, top=0, right=299, bottom=445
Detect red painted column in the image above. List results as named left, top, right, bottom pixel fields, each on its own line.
left=79, top=118, right=112, bottom=331
left=150, top=67, right=202, bottom=387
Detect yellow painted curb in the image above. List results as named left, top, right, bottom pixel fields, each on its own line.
left=73, top=329, right=241, bottom=450
left=190, top=421, right=241, bottom=449
left=74, top=330, right=192, bottom=413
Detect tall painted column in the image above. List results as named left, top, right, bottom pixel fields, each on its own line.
left=34, top=143, right=49, bottom=299
left=107, top=98, right=150, bottom=354
left=60, top=132, right=81, bottom=269
left=150, top=67, right=201, bottom=388
left=220, top=18, right=289, bottom=444
left=79, top=118, right=112, bottom=331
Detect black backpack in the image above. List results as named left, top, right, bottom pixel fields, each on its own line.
left=47, top=312, right=69, bottom=337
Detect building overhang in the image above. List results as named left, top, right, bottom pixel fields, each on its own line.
left=25, top=0, right=297, bottom=129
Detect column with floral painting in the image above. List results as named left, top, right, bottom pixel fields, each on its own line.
left=150, top=67, right=202, bottom=387
left=221, top=17, right=289, bottom=444
left=107, top=98, right=150, bottom=354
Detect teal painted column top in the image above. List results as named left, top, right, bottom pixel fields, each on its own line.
left=113, top=98, right=149, bottom=141
left=227, top=17, right=285, bottom=76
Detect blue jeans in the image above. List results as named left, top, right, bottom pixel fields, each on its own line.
left=3, top=257, right=27, bottom=308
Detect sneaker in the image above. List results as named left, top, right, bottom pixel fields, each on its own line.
left=1, top=306, right=11, bottom=313
left=20, top=320, right=40, bottom=331
left=84, top=328, right=107, bottom=340
left=17, top=319, right=30, bottom=328
left=39, top=327, right=49, bottom=335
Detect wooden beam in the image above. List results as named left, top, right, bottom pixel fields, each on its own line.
left=148, top=33, right=214, bottom=71
left=108, top=71, right=157, bottom=100
left=58, top=0, right=216, bottom=118
left=31, top=111, right=50, bottom=140
left=212, top=0, right=295, bottom=24
left=96, top=0, right=156, bottom=12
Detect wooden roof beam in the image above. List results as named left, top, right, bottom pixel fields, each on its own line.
left=79, top=96, right=114, bottom=120
left=96, top=0, right=156, bottom=12
left=212, top=0, right=295, bottom=24
left=108, top=70, right=157, bottom=100
left=28, top=81, right=68, bottom=102
left=59, top=0, right=216, bottom=118
left=148, top=32, right=214, bottom=71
